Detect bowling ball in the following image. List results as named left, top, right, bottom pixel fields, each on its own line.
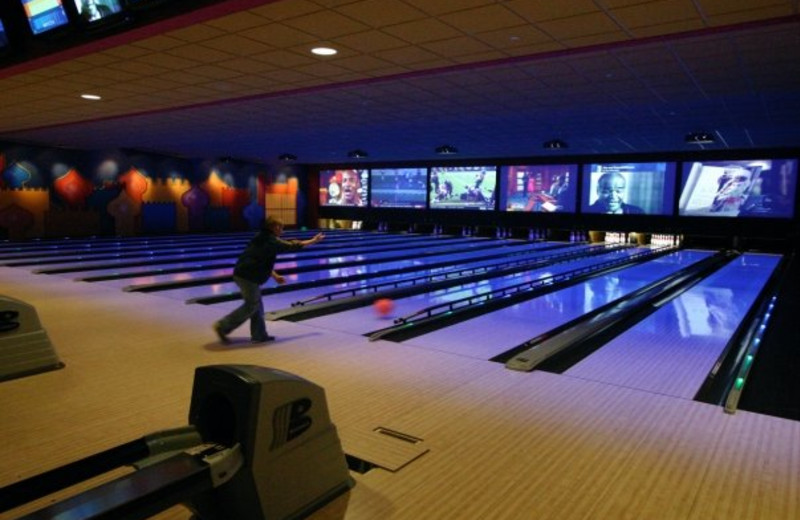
left=373, top=298, right=395, bottom=317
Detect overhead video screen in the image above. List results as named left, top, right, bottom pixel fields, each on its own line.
left=429, top=166, right=496, bottom=211
left=581, top=162, right=676, bottom=215
left=500, top=164, right=578, bottom=212
left=678, top=159, right=797, bottom=218
left=22, top=0, right=70, bottom=35
left=370, top=168, right=427, bottom=208
left=0, top=19, right=9, bottom=49
left=319, top=169, right=368, bottom=207
left=72, top=0, right=123, bottom=23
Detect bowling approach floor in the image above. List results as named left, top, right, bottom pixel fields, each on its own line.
left=1, top=231, right=799, bottom=519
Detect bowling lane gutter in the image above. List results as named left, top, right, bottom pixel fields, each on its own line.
left=265, top=244, right=622, bottom=322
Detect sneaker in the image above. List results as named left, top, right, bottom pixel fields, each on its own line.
left=213, top=322, right=230, bottom=344
left=251, top=335, right=275, bottom=343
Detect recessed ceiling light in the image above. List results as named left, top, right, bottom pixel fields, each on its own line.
left=435, top=145, right=458, bottom=155
left=311, top=47, right=337, bottom=56
left=543, top=139, right=567, bottom=149
left=685, top=132, right=715, bottom=144
left=80, top=94, right=102, bottom=101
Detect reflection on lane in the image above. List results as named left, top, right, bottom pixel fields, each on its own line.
left=396, top=250, right=713, bottom=359
left=157, top=241, right=559, bottom=302
left=301, top=247, right=655, bottom=335
left=565, top=252, right=781, bottom=398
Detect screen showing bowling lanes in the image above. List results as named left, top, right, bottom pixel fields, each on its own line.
left=429, top=166, right=496, bottom=210
left=319, top=169, right=369, bottom=207
left=581, top=162, right=676, bottom=215
left=499, top=164, right=578, bottom=212
left=21, top=0, right=70, bottom=35
left=678, top=158, right=797, bottom=218
left=369, top=168, right=427, bottom=208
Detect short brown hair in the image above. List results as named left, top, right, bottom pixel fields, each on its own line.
left=263, top=216, right=284, bottom=234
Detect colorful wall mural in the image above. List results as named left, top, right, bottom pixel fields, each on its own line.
left=0, top=142, right=305, bottom=240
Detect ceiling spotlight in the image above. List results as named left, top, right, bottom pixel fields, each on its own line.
left=278, top=153, right=297, bottom=162
left=685, top=132, right=715, bottom=144
left=311, top=46, right=337, bottom=56
left=80, top=94, right=102, bottom=101
left=435, top=145, right=458, bottom=155
left=347, top=149, right=368, bottom=159
left=543, top=139, right=567, bottom=150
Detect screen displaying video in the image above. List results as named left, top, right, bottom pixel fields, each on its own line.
left=0, top=19, right=9, bottom=49
left=678, top=159, right=797, bottom=218
left=369, top=168, right=427, bottom=208
left=72, top=0, right=123, bottom=23
left=500, top=164, right=578, bottom=212
left=581, top=162, right=676, bottom=215
left=22, top=0, right=70, bottom=35
left=319, top=169, right=368, bottom=207
left=429, top=166, right=496, bottom=210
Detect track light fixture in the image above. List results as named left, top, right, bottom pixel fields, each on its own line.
left=347, top=149, right=368, bottom=159
left=435, top=145, right=458, bottom=155
left=685, top=132, right=715, bottom=144
left=543, top=139, right=567, bottom=150
left=278, top=153, right=297, bottom=162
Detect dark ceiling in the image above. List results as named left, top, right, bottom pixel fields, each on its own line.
left=1, top=0, right=799, bottom=167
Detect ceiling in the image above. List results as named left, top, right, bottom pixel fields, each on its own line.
left=1, top=0, right=799, bottom=167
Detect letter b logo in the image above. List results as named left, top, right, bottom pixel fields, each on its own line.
left=271, top=398, right=312, bottom=450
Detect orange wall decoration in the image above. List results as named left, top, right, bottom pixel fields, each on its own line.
left=53, top=169, right=93, bottom=208
left=201, top=170, right=228, bottom=207
left=119, top=168, right=150, bottom=204
left=0, top=188, right=49, bottom=237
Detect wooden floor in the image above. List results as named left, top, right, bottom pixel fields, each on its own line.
left=1, top=264, right=798, bottom=519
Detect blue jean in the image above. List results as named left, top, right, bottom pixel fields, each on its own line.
left=217, top=276, right=268, bottom=340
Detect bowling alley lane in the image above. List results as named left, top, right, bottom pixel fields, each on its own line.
left=388, top=249, right=714, bottom=359
left=20, top=233, right=464, bottom=275
left=154, top=240, right=557, bottom=302
left=99, top=236, right=518, bottom=291
left=259, top=242, right=590, bottom=311
left=297, top=246, right=683, bottom=340
left=563, top=252, right=781, bottom=398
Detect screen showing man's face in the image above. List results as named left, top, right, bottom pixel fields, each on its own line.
left=719, top=169, right=752, bottom=196
left=597, top=174, right=626, bottom=213
left=341, top=171, right=359, bottom=204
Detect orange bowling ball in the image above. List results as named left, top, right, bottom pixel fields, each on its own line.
left=373, top=298, right=395, bottom=316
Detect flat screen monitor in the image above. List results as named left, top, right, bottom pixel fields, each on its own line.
left=319, top=169, right=368, bottom=207
left=500, top=164, right=578, bottom=212
left=581, top=162, right=676, bottom=215
left=22, top=0, right=70, bottom=35
left=0, top=19, right=8, bottom=49
left=678, top=158, right=797, bottom=218
left=369, top=168, right=427, bottom=208
left=72, top=0, right=123, bottom=24
left=429, top=166, right=496, bottom=210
